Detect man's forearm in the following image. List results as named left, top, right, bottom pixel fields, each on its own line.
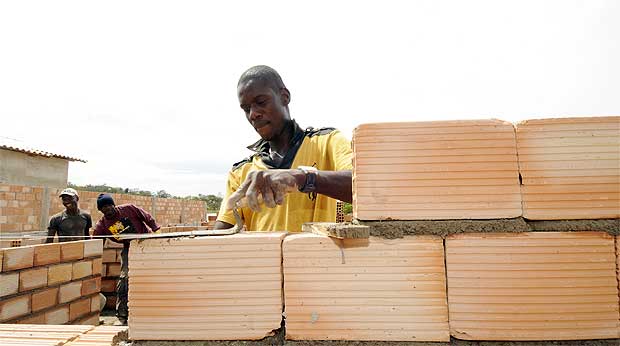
left=45, top=229, right=56, bottom=243
left=292, top=169, right=352, bottom=203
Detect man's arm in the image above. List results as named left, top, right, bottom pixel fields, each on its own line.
left=134, top=205, right=160, bottom=232
left=224, top=168, right=352, bottom=213
left=84, top=214, right=92, bottom=238
left=46, top=216, right=58, bottom=243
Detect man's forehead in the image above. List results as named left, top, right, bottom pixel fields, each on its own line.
left=238, top=78, right=274, bottom=99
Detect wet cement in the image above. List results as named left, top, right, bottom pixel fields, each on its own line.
left=527, top=219, right=619, bottom=236
left=354, top=218, right=531, bottom=238
left=353, top=218, right=619, bottom=238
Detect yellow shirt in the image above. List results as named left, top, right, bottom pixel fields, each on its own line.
left=217, top=126, right=352, bottom=232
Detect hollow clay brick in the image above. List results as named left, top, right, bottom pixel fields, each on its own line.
left=61, top=241, right=84, bottom=262
left=2, top=246, right=34, bottom=271
left=0, top=272, right=19, bottom=297
left=48, top=263, right=73, bottom=285
left=353, top=120, right=522, bottom=220
left=0, top=294, right=30, bottom=321
left=516, top=116, right=620, bottom=220
left=128, top=233, right=285, bottom=340
left=19, top=267, right=48, bottom=291
left=59, top=281, right=83, bottom=304
left=72, top=260, right=93, bottom=279
left=283, top=233, right=449, bottom=341
left=32, top=287, right=59, bottom=312
left=83, top=239, right=103, bottom=258
left=445, top=231, right=620, bottom=340
left=34, top=243, right=61, bottom=266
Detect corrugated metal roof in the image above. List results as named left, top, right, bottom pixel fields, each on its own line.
left=0, top=136, right=86, bottom=162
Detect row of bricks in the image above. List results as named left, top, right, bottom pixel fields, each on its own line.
left=0, top=215, right=38, bottom=224
left=0, top=192, right=42, bottom=201
left=0, top=200, right=39, bottom=208
left=1, top=259, right=102, bottom=297
left=0, top=185, right=41, bottom=193
left=0, top=239, right=103, bottom=272
left=13, top=296, right=101, bottom=325
left=1, top=277, right=101, bottom=321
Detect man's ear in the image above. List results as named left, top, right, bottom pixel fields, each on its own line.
left=280, top=87, right=291, bottom=105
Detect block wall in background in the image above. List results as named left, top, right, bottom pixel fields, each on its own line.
left=0, top=184, right=208, bottom=235
left=0, top=239, right=103, bottom=325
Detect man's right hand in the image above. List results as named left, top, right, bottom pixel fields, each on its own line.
left=225, top=169, right=302, bottom=212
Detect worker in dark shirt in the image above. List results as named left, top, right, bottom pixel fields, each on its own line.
left=46, top=188, right=92, bottom=243
left=93, top=193, right=160, bottom=326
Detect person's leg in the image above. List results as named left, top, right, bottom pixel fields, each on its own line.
left=116, top=242, right=129, bottom=324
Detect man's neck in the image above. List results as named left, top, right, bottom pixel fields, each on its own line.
left=268, top=120, right=295, bottom=155
left=65, top=208, right=79, bottom=216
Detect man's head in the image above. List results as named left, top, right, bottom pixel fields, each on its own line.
left=237, top=65, right=291, bottom=141
left=59, top=188, right=79, bottom=213
left=97, top=193, right=116, bottom=218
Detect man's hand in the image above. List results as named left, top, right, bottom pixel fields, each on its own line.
left=225, top=169, right=301, bottom=212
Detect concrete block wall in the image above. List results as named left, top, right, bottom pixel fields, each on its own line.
left=0, top=239, right=103, bottom=325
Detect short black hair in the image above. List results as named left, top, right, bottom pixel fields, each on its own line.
left=238, top=65, right=286, bottom=91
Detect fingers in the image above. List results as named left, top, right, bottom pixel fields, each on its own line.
left=245, top=176, right=262, bottom=212
left=228, top=170, right=298, bottom=212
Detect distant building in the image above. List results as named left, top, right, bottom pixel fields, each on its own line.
left=0, top=137, right=85, bottom=188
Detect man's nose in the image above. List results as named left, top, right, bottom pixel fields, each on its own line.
left=249, top=106, right=262, bottom=120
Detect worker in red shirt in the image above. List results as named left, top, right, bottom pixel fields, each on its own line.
left=93, top=193, right=160, bottom=325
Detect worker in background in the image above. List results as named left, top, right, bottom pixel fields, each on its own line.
left=93, top=193, right=160, bottom=326
left=46, top=188, right=92, bottom=243
left=214, top=65, right=352, bottom=232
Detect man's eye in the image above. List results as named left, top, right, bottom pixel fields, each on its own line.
left=256, top=99, right=266, bottom=106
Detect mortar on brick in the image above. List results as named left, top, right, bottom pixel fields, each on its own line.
left=356, top=218, right=530, bottom=238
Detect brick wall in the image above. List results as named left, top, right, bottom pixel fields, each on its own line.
left=0, top=185, right=208, bottom=236
left=0, top=239, right=103, bottom=325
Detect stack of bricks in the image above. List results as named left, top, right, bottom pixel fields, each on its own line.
left=0, top=324, right=127, bottom=346
left=0, top=185, right=44, bottom=235
left=100, top=240, right=122, bottom=310
left=0, top=239, right=103, bottom=325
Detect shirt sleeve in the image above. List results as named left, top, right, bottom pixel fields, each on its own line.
left=216, top=169, right=243, bottom=226
left=132, top=205, right=160, bottom=232
left=328, top=130, right=353, bottom=171
left=47, top=215, right=59, bottom=232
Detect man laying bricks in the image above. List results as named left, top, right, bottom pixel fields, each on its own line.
left=93, top=193, right=160, bottom=325
left=214, top=65, right=352, bottom=232
left=46, top=187, right=93, bottom=243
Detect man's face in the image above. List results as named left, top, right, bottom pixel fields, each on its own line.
left=99, top=204, right=116, bottom=219
left=60, top=195, right=78, bottom=213
left=238, top=79, right=290, bottom=141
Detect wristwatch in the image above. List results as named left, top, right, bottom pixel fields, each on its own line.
left=297, top=166, right=318, bottom=193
